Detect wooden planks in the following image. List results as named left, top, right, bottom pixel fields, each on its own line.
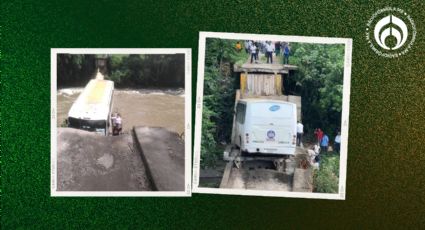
left=241, top=74, right=282, bottom=96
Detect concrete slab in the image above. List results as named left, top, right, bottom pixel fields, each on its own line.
left=57, top=128, right=152, bottom=191
left=133, top=126, right=185, bottom=191
left=220, top=161, right=292, bottom=191
left=292, top=168, right=313, bottom=192
left=291, top=146, right=313, bottom=192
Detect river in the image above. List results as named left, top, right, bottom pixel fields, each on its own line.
left=57, top=88, right=185, bottom=135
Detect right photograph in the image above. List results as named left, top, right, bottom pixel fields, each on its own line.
left=193, top=32, right=352, bottom=199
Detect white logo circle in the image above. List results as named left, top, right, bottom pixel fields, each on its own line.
left=366, top=7, right=416, bottom=58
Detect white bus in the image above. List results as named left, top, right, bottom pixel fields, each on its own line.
left=234, top=99, right=297, bottom=155
left=67, top=79, right=114, bottom=136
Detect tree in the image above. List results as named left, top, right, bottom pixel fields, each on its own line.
left=57, top=54, right=185, bottom=88
left=57, top=54, right=96, bottom=87
left=201, top=38, right=248, bottom=167
left=289, top=43, right=345, bottom=136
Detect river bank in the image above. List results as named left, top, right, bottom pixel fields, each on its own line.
left=57, top=88, right=185, bottom=134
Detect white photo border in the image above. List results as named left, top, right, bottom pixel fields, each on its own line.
left=193, top=32, right=352, bottom=200
left=51, top=48, right=192, bottom=197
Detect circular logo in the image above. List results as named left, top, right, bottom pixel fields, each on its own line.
left=366, top=7, right=416, bottom=58
left=269, top=105, right=280, bottom=112
left=267, top=130, right=275, bottom=139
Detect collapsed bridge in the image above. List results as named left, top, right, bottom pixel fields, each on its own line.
left=56, top=126, right=185, bottom=192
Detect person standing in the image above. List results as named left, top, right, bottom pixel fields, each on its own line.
left=275, top=41, right=281, bottom=56
left=254, top=42, right=260, bottom=61
left=314, top=128, right=324, bottom=145
left=235, top=41, right=242, bottom=52
left=114, top=113, right=123, bottom=136
left=296, top=121, right=304, bottom=147
left=266, top=42, right=274, bottom=63
left=320, top=133, right=329, bottom=153
left=250, top=43, right=257, bottom=63
left=334, top=131, right=341, bottom=154
left=111, top=113, right=117, bottom=135
left=244, top=40, right=250, bottom=53
left=283, top=43, right=291, bottom=64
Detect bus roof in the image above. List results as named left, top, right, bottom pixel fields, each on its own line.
left=238, top=98, right=296, bottom=105
left=68, top=79, right=114, bottom=121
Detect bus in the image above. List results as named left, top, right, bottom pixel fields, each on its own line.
left=67, top=79, right=114, bottom=136
left=234, top=99, right=297, bottom=155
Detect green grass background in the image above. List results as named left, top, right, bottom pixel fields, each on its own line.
left=2, top=0, right=424, bottom=228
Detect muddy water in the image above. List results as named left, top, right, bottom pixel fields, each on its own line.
left=57, top=88, right=184, bottom=135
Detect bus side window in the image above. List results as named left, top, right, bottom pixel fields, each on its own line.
left=240, top=104, right=246, bottom=124
left=236, top=103, right=246, bottom=124
left=236, top=103, right=242, bottom=124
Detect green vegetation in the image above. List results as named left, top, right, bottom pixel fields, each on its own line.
left=108, top=54, right=184, bottom=87
left=57, top=54, right=184, bottom=88
left=313, top=153, right=340, bottom=193
left=289, top=43, right=345, bottom=136
left=201, top=38, right=248, bottom=168
left=57, top=54, right=96, bottom=87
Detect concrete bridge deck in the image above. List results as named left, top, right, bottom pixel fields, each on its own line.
left=56, top=126, right=185, bottom=192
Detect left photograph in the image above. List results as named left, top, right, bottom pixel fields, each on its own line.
left=51, top=49, right=191, bottom=196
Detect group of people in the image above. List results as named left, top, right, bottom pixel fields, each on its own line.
left=296, top=121, right=342, bottom=154
left=235, top=40, right=291, bottom=64
left=314, top=128, right=341, bottom=154
left=297, top=123, right=341, bottom=168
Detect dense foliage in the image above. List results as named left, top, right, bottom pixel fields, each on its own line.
left=201, top=39, right=248, bottom=167
left=108, top=54, right=185, bottom=87
left=57, top=54, right=96, bottom=87
left=57, top=54, right=185, bottom=88
left=313, top=153, right=340, bottom=193
left=289, top=43, right=345, bottom=137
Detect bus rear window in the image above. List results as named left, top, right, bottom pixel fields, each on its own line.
left=68, top=117, right=106, bottom=131
left=251, top=103, right=293, bottom=118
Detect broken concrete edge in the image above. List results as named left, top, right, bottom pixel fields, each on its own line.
left=219, top=162, right=234, bottom=188
left=132, top=127, right=158, bottom=191
left=132, top=126, right=185, bottom=191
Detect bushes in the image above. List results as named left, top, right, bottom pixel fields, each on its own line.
left=200, top=39, right=248, bottom=168
left=107, top=54, right=185, bottom=88
left=57, top=54, right=96, bottom=87
left=313, top=153, right=340, bottom=193
left=290, top=43, right=345, bottom=135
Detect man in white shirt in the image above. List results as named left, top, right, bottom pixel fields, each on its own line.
left=334, top=131, right=341, bottom=154
left=266, top=42, right=274, bottom=63
left=250, top=44, right=257, bottom=63
left=296, top=121, right=304, bottom=147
